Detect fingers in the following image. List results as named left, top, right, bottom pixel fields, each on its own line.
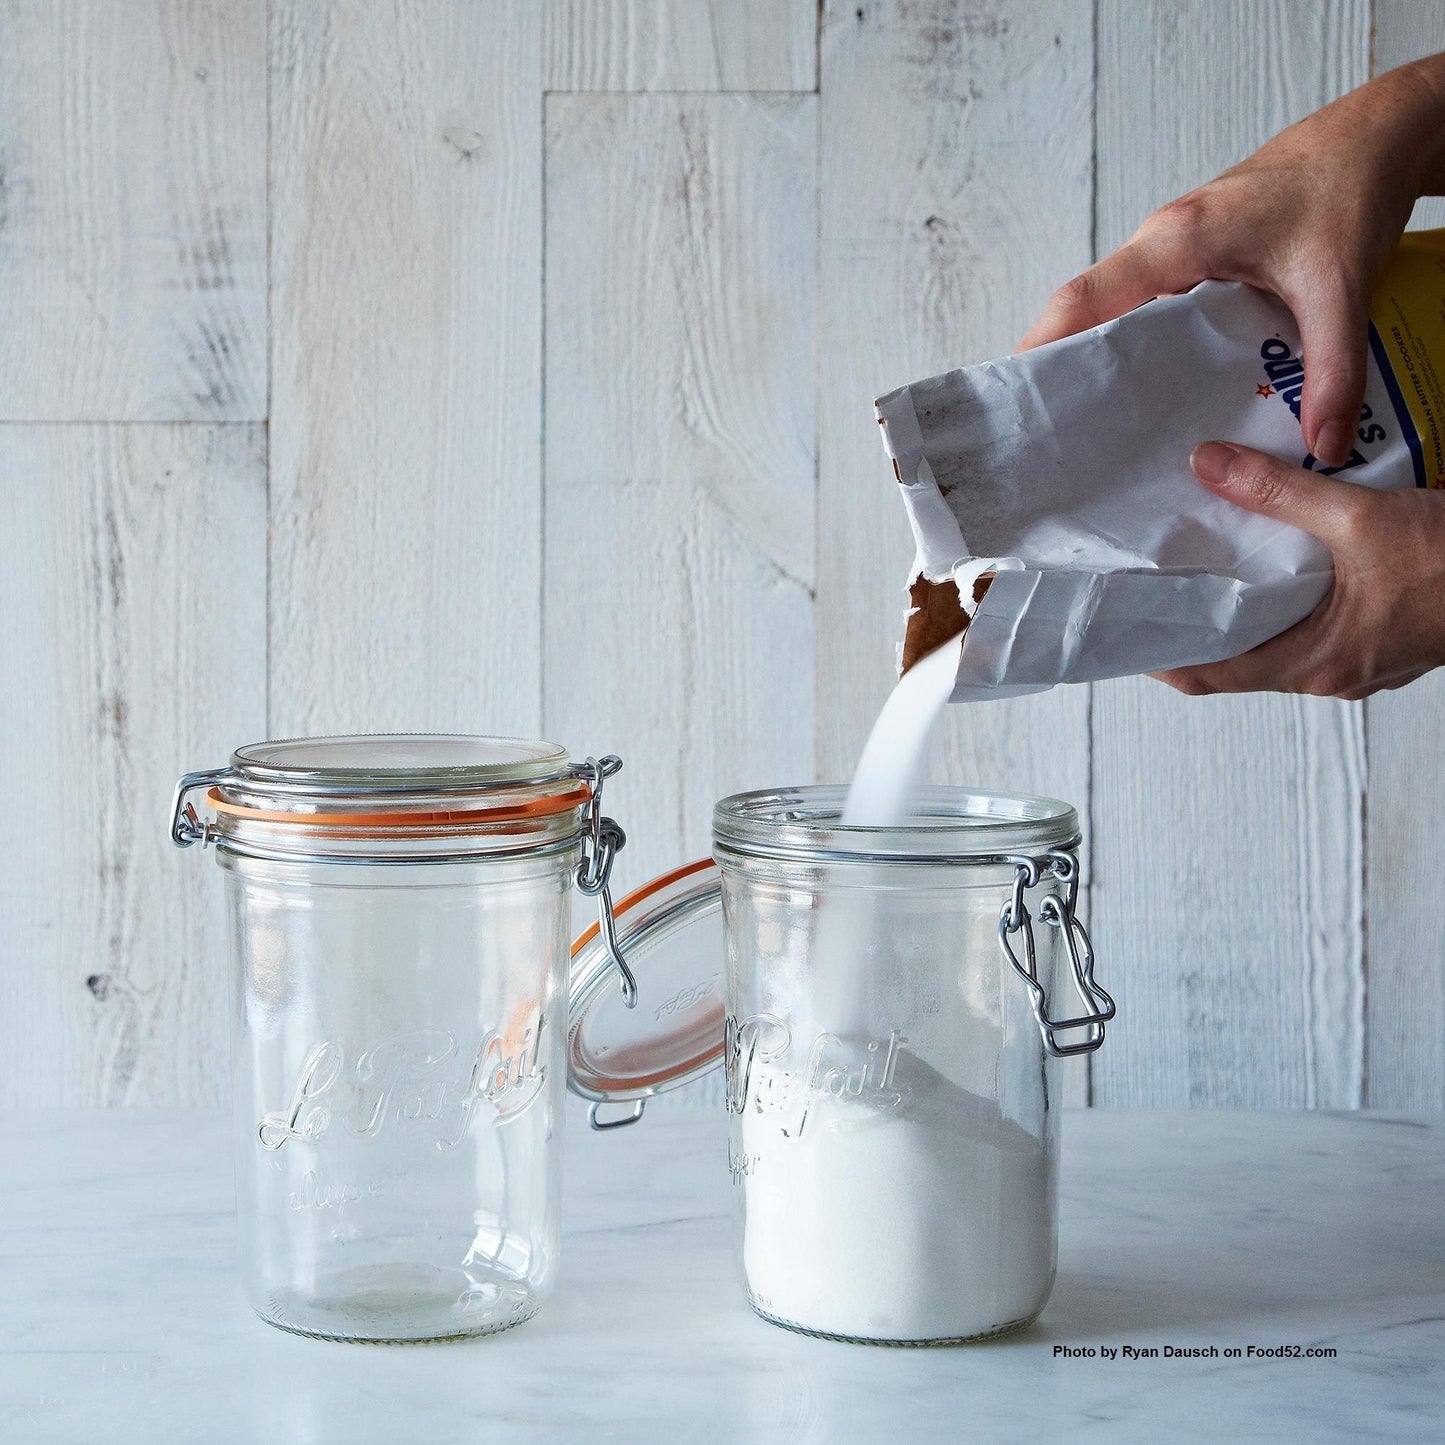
left=1017, top=234, right=1202, bottom=351
left=1189, top=441, right=1367, bottom=551
left=1158, top=440, right=1398, bottom=698
left=1275, top=276, right=1371, bottom=466
left=1149, top=619, right=1327, bottom=696
left=1152, top=649, right=1297, bottom=696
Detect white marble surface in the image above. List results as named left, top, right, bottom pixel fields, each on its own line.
left=2, top=1106, right=1441, bottom=1443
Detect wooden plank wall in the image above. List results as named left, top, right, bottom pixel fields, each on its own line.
left=1090, top=0, right=1373, bottom=1109
left=1, top=1, right=267, bottom=1110
left=543, top=92, right=815, bottom=892
left=270, top=0, right=545, bottom=739
left=816, top=0, right=1095, bottom=1108
left=1364, top=0, right=1445, bottom=1109
left=3, top=1, right=1442, bottom=1110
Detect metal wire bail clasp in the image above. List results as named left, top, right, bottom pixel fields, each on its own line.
left=169, top=768, right=232, bottom=848
left=573, top=755, right=638, bottom=1009
left=997, top=848, right=1116, bottom=1057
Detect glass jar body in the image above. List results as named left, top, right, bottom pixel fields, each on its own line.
left=219, top=845, right=574, bottom=1343
left=719, top=846, right=1064, bottom=1344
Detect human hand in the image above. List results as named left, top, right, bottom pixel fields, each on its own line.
left=1151, top=442, right=1445, bottom=699
left=1019, top=56, right=1445, bottom=467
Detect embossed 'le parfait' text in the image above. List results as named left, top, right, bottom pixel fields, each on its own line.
left=724, top=1012, right=907, bottom=1139
left=258, top=1021, right=548, bottom=1152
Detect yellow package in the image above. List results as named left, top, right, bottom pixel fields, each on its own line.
left=1368, top=229, right=1445, bottom=487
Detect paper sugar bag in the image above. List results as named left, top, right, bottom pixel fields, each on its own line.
left=876, top=230, right=1445, bottom=700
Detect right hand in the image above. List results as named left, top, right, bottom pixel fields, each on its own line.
left=1018, top=55, right=1445, bottom=467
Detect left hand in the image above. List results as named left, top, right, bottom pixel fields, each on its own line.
left=1152, top=442, right=1445, bottom=699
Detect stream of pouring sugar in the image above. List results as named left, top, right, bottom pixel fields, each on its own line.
left=842, top=634, right=965, bottom=827
left=745, top=629, right=1050, bottom=1343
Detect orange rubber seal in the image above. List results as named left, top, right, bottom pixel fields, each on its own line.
left=207, top=781, right=592, bottom=830
left=571, top=857, right=716, bottom=956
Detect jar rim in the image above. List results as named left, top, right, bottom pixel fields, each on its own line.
left=712, top=785, right=1079, bottom=863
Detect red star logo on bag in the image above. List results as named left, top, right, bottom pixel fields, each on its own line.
left=1256, top=383, right=1274, bottom=397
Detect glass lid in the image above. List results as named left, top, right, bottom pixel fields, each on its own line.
left=172, top=735, right=616, bottom=859
left=231, top=734, right=572, bottom=791
left=568, top=859, right=725, bottom=1112
left=204, top=734, right=593, bottom=835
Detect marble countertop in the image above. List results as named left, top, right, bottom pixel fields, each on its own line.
left=2, top=1105, right=1441, bottom=1443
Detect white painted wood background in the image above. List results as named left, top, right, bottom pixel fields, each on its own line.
left=3, top=0, right=1442, bottom=1111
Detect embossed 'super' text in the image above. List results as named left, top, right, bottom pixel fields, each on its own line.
left=653, top=974, right=720, bottom=1023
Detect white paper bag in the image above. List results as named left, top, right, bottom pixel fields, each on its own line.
left=876, top=232, right=1445, bottom=700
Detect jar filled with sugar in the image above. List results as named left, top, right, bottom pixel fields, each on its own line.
left=567, top=780, right=1115, bottom=1345
left=714, top=786, right=1111, bottom=1342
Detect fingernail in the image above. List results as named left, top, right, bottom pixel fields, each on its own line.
left=1190, top=441, right=1240, bottom=486
left=1313, top=419, right=1350, bottom=468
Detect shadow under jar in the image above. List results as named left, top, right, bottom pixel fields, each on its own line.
left=713, top=786, right=1114, bottom=1345
left=171, top=735, right=627, bottom=1344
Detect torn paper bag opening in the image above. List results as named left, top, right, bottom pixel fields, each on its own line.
left=876, top=231, right=1445, bottom=701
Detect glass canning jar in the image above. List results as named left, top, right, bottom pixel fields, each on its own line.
left=713, top=786, right=1114, bottom=1345
left=171, top=735, right=630, bottom=1343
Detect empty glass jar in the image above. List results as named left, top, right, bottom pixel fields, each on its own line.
left=714, top=786, right=1114, bottom=1344
left=171, top=736, right=628, bottom=1343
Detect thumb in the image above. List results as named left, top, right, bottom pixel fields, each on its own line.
left=1017, top=235, right=1199, bottom=351
left=1190, top=441, right=1365, bottom=550
left=1277, top=279, right=1370, bottom=467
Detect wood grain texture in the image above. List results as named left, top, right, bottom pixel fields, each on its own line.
left=1091, top=0, right=1370, bottom=1108
left=7, top=0, right=1437, bottom=1112
left=544, top=93, right=815, bottom=899
left=1362, top=0, right=1445, bottom=1109
left=545, top=0, right=816, bottom=91
left=816, top=0, right=1094, bottom=802
left=0, top=1, right=265, bottom=421
left=817, top=1, right=1095, bottom=1102
left=269, top=0, right=544, bottom=738
left=1373, top=1, right=1445, bottom=234
left=0, top=425, right=265, bottom=1108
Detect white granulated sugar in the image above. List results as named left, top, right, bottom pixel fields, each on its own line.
left=840, top=633, right=961, bottom=828
left=740, top=1053, right=1053, bottom=1341
left=738, top=633, right=1053, bottom=1341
